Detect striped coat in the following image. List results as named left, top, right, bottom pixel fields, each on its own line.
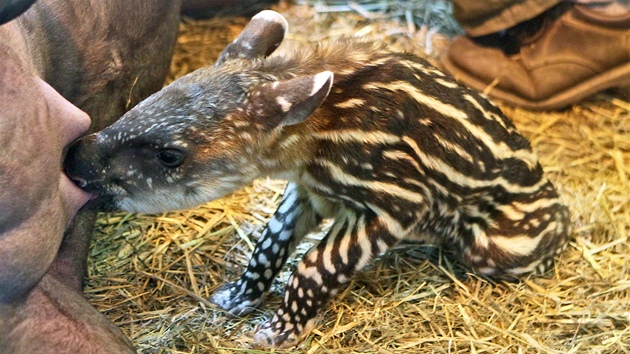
left=64, top=11, right=570, bottom=349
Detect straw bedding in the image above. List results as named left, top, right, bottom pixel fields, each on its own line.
left=86, top=1, right=630, bottom=352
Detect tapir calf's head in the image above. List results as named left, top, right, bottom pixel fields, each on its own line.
left=65, top=11, right=333, bottom=213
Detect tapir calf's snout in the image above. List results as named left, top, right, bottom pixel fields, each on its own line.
left=64, top=134, right=101, bottom=191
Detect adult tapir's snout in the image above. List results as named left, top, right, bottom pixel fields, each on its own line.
left=64, top=134, right=105, bottom=193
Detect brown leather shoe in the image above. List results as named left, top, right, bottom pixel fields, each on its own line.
left=439, top=4, right=630, bottom=110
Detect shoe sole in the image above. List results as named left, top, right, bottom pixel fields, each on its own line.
left=439, top=54, right=630, bottom=111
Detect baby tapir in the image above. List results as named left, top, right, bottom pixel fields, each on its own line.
left=65, top=10, right=571, bottom=348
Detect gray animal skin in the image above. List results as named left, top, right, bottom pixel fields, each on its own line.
left=0, top=0, right=181, bottom=352
left=66, top=10, right=571, bottom=349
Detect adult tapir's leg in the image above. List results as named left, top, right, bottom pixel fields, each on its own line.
left=39, top=0, right=182, bottom=291
left=48, top=208, right=99, bottom=293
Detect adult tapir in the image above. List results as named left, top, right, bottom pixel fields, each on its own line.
left=0, top=0, right=181, bottom=352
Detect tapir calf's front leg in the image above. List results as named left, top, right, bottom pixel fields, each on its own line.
left=210, top=183, right=322, bottom=315
left=254, top=210, right=400, bottom=348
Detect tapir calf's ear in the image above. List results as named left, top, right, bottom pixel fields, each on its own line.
left=256, top=71, right=334, bottom=128
left=215, top=10, right=288, bottom=66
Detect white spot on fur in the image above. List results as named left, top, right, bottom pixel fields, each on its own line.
left=239, top=40, right=253, bottom=50
left=258, top=253, right=270, bottom=267
left=267, top=218, right=283, bottom=233
left=276, top=96, right=293, bottom=112
left=264, top=269, right=273, bottom=279
left=335, top=98, right=365, bottom=109
left=278, top=230, right=292, bottom=241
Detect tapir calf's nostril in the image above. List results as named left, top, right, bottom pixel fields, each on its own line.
left=69, top=176, right=88, bottom=188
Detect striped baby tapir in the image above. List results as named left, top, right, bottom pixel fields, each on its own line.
left=65, top=10, right=571, bottom=348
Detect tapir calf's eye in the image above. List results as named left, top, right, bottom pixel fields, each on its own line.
left=156, top=149, right=185, bottom=168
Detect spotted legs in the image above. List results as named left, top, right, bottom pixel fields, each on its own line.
left=210, top=183, right=322, bottom=315
left=253, top=210, right=401, bottom=348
